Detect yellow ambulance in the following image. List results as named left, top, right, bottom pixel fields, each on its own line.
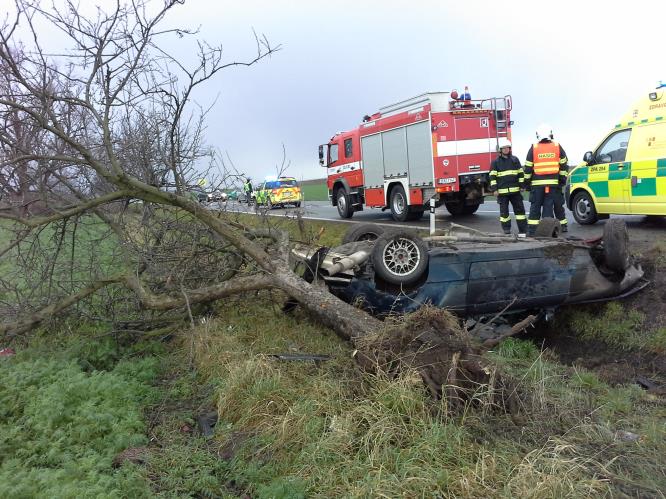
left=566, top=84, right=666, bottom=224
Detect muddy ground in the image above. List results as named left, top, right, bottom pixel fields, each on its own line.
left=531, top=239, right=666, bottom=390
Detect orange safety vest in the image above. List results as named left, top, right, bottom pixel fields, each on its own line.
left=532, top=142, right=561, bottom=176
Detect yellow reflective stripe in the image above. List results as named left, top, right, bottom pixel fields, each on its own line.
left=534, top=167, right=560, bottom=174
left=489, top=170, right=498, bottom=176
left=535, top=161, right=560, bottom=167
left=527, top=219, right=540, bottom=225
left=560, top=170, right=569, bottom=177
left=515, top=215, right=527, bottom=220
left=524, top=161, right=534, bottom=166
left=559, top=157, right=568, bottom=164
left=499, top=216, right=511, bottom=222
left=531, top=179, right=559, bottom=186
left=497, top=187, right=521, bottom=194
left=560, top=219, right=568, bottom=225
left=496, top=169, right=522, bottom=176
left=524, top=173, right=532, bottom=179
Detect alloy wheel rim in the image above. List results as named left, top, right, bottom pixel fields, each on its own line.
left=382, top=238, right=420, bottom=276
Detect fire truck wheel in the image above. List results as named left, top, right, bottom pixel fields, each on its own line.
left=342, top=223, right=386, bottom=244
left=603, top=219, right=630, bottom=272
left=389, top=185, right=409, bottom=222
left=534, top=217, right=560, bottom=238
left=336, top=189, right=353, bottom=219
left=444, top=202, right=465, bottom=216
left=462, top=204, right=480, bottom=215
left=371, top=231, right=429, bottom=286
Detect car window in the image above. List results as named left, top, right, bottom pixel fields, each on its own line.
left=344, top=138, right=353, bottom=158
left=596, top=129, right=631, bottom=163
left=278, top=179, right=297, bottom=187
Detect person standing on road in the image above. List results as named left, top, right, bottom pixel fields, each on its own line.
left=523, top=123, right=569, bottom=235
left=489, top=138, right=527, bottom=237
left=243, top=177, right=253, bottom=204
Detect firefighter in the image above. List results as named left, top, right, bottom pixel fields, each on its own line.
left=524, top=123, right=569, bottom=235
left=243, top=177, right=253, bottom=204
left=489, top=138, right=527, bottom=237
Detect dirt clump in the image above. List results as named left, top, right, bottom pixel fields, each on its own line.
left=353, top=306, right=523, bottom=414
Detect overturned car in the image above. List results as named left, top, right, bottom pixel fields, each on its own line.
left=292, top=219, right=646, bottom=320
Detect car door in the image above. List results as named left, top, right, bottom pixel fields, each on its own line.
left=588, top=129, right=632, bottom=214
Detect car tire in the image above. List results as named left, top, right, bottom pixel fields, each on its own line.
left=534, top=217, right=561, bottom=238
left=342, top=223, right=386, bottom=244
left=572, top=191, right=598, bottom=225
left=371, top=230, right=429, bottom=286
left=389, top=185, right=410, bottom=222
left=603, top=219, right=630, bottom=272
left=336, top=188, right=353, bottom=219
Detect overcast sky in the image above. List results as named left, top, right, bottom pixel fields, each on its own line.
left=9, top=0, right=666, bottom=181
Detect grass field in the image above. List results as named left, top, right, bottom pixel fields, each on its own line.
left=299, top=179, right=328, bottom=202
left=1, top=213, right=665, bottom=497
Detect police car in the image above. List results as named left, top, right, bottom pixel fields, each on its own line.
left=255, top=176, right=303, bottom=208
left=567, top=83, right=666, bottom=224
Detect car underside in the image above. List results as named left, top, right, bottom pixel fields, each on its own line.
left=291, top=219, right=647, bottom=329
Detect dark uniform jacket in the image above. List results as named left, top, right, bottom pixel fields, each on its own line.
left=489, top=154, right=524, bottom=194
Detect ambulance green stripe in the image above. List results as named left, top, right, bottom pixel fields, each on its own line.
left=589, top=181, right=609, bottom=197
left=657, top=158, right=666, bottom=177
left=632, top=178, right=657, bottom=196
left=570, top=170, right=588, bottom=183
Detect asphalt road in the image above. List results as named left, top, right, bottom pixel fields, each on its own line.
left=217, top=199, right=665, bottom=246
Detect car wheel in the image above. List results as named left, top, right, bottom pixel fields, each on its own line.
left=336, top=188, right=353, bottom=219
left=342, top=223, right=386, bottom=244
left=534, top=217, right=561, bottom=238
left=389, top=185, right=409, bottom=222
left=371, top=231, right=429, bottom=286
left=603, top=219, right=630, bottom=272
left=572, top=191, right=598, bottom=225
left=444, top=202, right=465, bottom=216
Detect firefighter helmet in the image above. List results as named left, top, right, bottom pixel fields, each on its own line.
left=536, top=123, right=553, bottom=141
left=497, top=138, right=512, bottom=151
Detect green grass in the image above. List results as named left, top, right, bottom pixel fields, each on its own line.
left=0, top=331, right=159, bottom=498
left=560, top=301, right=666, bottom=352
left=162, top=298, right=666, bottom=498
left=300, top=181, right=328, bottom=201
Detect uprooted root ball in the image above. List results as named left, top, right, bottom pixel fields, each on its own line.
left=353, top=306, right=523, bottom=415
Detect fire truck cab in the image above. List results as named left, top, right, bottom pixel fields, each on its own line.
left=319, top=91, right=512, bottom=221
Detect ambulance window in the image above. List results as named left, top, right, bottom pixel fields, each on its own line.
left=329, top=144, right=339, bottom=165
left=596, top=129, right=631, bottom=163
left=344, top=138, right=353, bottom=158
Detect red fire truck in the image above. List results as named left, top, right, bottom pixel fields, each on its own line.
left=319, top=91, right=512, bottom=221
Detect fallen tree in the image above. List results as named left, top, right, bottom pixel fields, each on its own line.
left=0, top=0, right=526, bottom=411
